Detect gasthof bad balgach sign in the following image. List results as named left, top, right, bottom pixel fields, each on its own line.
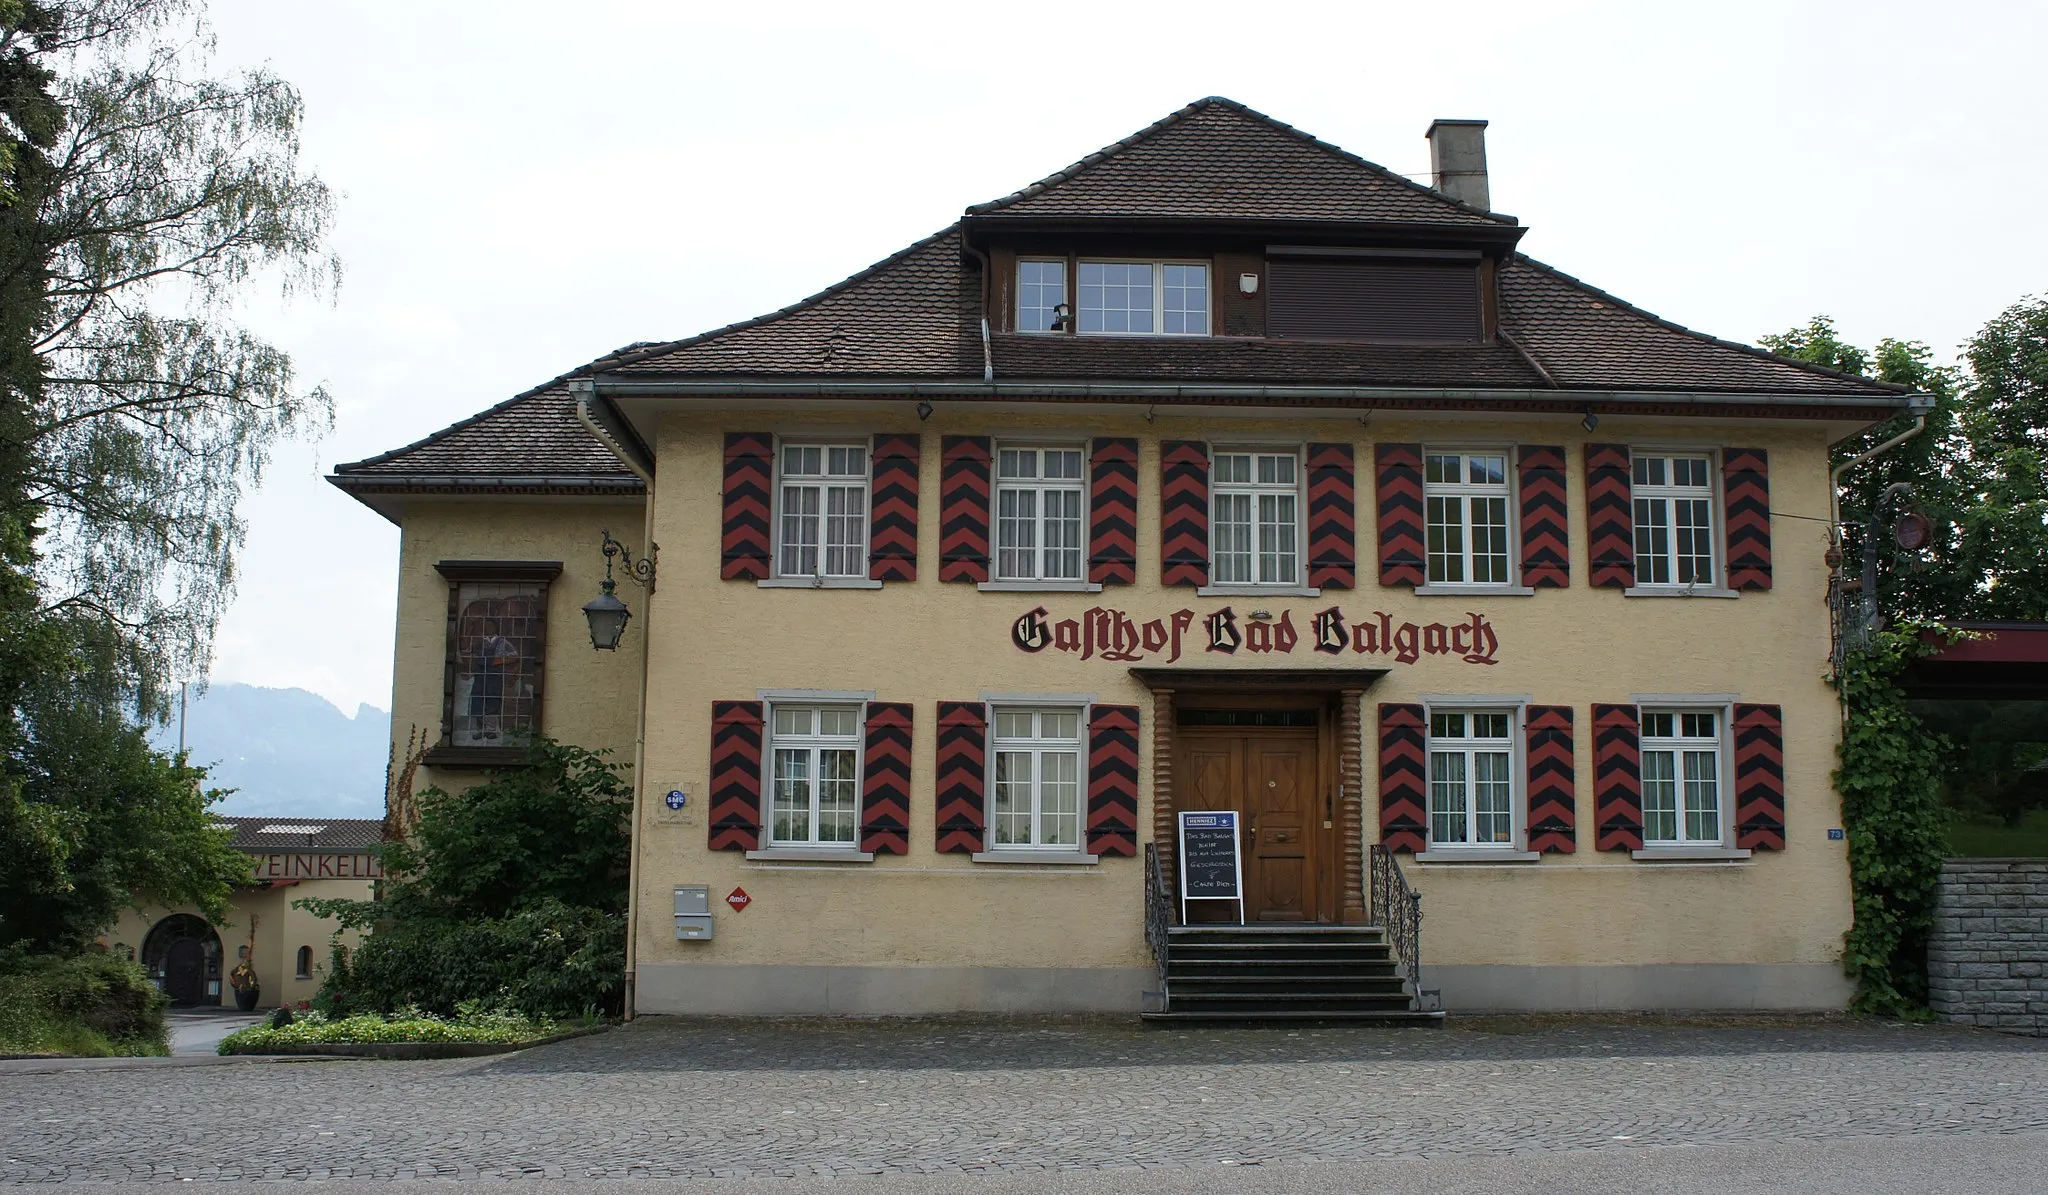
left=1010, top=605, right=1500, bottom=666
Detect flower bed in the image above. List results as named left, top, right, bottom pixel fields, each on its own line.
left=218, top=1005, right=578, bottom=1055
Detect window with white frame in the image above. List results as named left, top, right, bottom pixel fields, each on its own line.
left=1017, top=259, right=1067, bottom=333
left=1077, top=261, right=1209, bottom=335
left=777, top=444, right=869, bottom=578
left=990, top=707, right=1083, bottom=849
left=1632, top=453, right=1717, bottom=587
left=995, top=446, right=1086, bottom=581
left=768, top=705, right=862, bottom=847
left=1210, top=450, right=1300, bottom=586
left=1640, top=709, right=1724, bottom=846
left=1424, top=451, right=1513, bottom=585
left=1428, top=710, right=1517, bottom=847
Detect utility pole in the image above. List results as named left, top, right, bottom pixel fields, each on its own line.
left=178, top=681, right=188, bottom=754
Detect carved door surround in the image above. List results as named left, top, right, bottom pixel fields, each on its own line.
left=1133, top=668, right=1386, bottom=926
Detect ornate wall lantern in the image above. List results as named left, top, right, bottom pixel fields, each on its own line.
left=584, top=530, right=656, bottom=651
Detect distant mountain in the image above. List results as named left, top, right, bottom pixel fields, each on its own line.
left=149, top=683, right=391, bottom=819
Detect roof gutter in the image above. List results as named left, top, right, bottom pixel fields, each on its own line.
left=592, top=377, right=1917, bottom=412
left=570, top=379, right=655, bottom=485
left=328, top=474, right=645, bottom=491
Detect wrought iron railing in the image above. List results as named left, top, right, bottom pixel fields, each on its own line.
left=1369, top=843, right=1423, bottom=999
left=1144, top=841, right=1171, bottom=1012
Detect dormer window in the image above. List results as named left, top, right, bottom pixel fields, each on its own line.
left=1080, top=261, right=1208, bottom=334
left=1017, top=260, right=1067, bottom=333
left=1016, top=258, right=1210, bottom=336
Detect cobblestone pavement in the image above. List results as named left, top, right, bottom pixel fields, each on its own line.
left=2, top=1016, right=2046, bottom=1183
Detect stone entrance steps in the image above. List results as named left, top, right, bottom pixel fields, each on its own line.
left=1143, top=924, right=1444, bottom=1026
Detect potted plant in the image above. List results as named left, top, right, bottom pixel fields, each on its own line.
left=229, top=960, right=260, bottom=1011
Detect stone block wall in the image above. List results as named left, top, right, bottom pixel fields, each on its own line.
left=1928, top=859, right=2048, bottom=1035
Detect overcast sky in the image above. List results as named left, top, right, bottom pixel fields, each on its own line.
left=196, top=0, right=2048, bottom=716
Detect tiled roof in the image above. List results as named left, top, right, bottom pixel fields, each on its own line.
left=610, top=227, right=979, bottom=377
left=1497, top=256, right=1900, bottom=395
left=607, top=241, right=1898, bottom=397
left=216, top=816, right=384, bottom=853
left=988, top=334, right=1547, bottom=388
left=966, top=97, right=1513, bottom=228
left=331, top=375, right=644, bottom=482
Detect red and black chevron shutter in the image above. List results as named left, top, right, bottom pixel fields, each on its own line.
left=1733, top=703, right=1786, bottom=850
left=1089, top=438, right=1138, bottom=585
left=938, top=436, right=992, bottom=583
left=1160, top=440, right=1210, bottom=587
left=934, top=701, right=987, bottom=853
left=1593, top=703, right=1643, bottom=851
left=1086, top=704, right=1141, bottom=856
left=1377, top=703, right=1428, bottom=852
left=1724, top=449, right=1772, bottom=591
left=1525, top=705, right=1576, bottom=853
left=1518, top=445, right=1570, bottom=588
left=1306, top=442, right=1357, bottom=589
left=1586, top=444, right=1634, bottom=589
left=867, top=434, right=920, bottom=582
left=708, top=700, right=764, bottom=851
left=721, top=433, right=774, bottom=580
left=1375, top=444, right=1425, bottom=587
left=860, top=701, right=913, bottom=854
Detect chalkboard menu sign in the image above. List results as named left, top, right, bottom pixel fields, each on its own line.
left=1177, top=810, right=1245, bottom=924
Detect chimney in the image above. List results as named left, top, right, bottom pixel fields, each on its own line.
left=1425, top=119, right=1490, bottom=210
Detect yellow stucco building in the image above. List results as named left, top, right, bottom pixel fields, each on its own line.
left=333, top=100, right=1920, bottom=1018
left=108, top=817, right=380, bottom=1009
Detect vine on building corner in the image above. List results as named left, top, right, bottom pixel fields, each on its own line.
left=1833, top=620, right=1956, bottom=1016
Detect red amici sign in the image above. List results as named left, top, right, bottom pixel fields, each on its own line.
left=250, top=853, right=384, bottom=881
left=1011, top=605, right=1499, bottom=666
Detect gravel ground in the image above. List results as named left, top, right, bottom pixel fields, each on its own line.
left=2, top=1014, right=2044, bottom=1185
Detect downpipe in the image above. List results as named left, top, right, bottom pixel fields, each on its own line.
left=575, top=384, right=655, bottom=1020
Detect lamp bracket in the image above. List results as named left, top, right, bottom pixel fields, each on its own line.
left=601, top=530, right=658, bottom=592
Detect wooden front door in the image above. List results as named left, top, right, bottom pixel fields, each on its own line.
left=1177, top=729, right=1325, bottom=921
left=163, top=938, right=207, bottom=1006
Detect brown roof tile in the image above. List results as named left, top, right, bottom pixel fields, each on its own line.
left=1498, top=256, right=1901, bottom=396
left=608, top=227, right=980, bottom=378
left=967, top=97, right=1513, bottom=228
left=332, top=378, right=642, bottom=482
left=216, top=816, right=384, bottom=853
left=989, top=333, right=1547, bottom=388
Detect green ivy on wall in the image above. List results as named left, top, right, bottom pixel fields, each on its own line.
left=1835, top=622, right=1953, bottom=1015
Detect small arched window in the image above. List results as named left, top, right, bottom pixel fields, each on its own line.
left=294, top=945, right=313, bottom=979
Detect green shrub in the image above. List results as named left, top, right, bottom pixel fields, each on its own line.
left=218, top=1002, right=563, bottom=1053
left=300, top=740, right=629, bottom=1020
left=314, top=899, right=622, bottom=1021
left=0, top=951, right=169, bottom=1056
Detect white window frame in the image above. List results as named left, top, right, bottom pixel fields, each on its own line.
left=1016, top=258, right=1068, bottom=335
left=1422, top=707, right=1522, bottom=851
left=764, top=703, right=865, bottom=850
left=1207, top=447, right=1303, bottom=589
left=1630, top=450, right=1719, bottom=590
left=1076, top=259, right=1211, bottom=337
left=1422, top=448, right=1516, bottom=588
left=994, top=444, right=1088, bottom=583
left=1638, top=706, right=1730, bottom=848
left=984, top=704, right=1088, bottom=854
left=773, top=441, right=871, bottom=581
